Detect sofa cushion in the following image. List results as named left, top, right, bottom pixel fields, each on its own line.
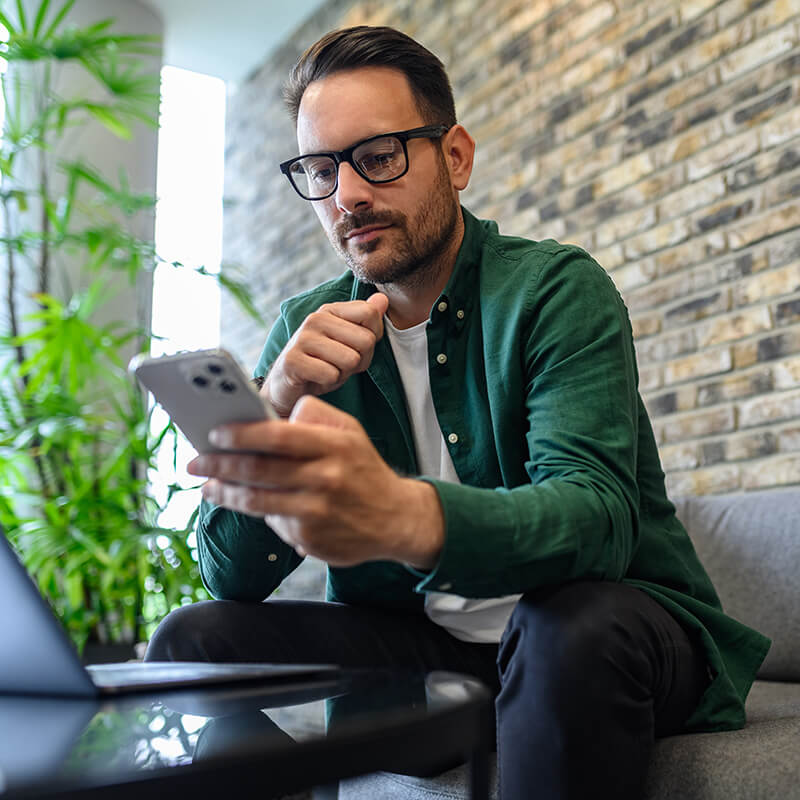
left=672, top=489, right=800, bottom=681
left=644, top=680, right=800, bottom=799
left=338, top=681, right=800, bottom=800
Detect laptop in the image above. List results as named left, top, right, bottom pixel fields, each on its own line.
left=0, top=530, right=338, bottom=697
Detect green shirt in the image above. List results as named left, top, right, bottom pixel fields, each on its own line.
left=197, top=208, right=770, bottom=733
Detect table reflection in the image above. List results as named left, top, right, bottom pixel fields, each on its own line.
left=0, top=670, right=484, bottom=796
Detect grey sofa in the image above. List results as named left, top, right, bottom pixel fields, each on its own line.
left=339, top=488, right=800, bottom=800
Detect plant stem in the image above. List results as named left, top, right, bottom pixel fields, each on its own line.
left=1, top=195, right=26, bottom=369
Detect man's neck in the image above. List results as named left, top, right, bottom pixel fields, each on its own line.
left=378, top=215, right=465, bottom=330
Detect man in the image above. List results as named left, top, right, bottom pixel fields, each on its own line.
left=147, top=26, right=770, bottom=800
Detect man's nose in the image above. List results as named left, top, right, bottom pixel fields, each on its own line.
left=335, top=162, right=374, bottom=214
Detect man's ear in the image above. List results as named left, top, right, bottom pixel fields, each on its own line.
left=442, top=124, right=476, bottom=191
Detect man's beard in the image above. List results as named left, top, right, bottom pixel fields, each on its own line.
left=330, top=160, right=459, bottom=290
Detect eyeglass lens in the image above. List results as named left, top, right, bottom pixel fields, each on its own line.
left=289, top=135, right=407, bottom=199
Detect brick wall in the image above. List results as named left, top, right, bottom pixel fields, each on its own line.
left=222, top=0, right=800, bottom=497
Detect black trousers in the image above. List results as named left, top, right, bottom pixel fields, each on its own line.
left=146, top=581, right=708, bottom=800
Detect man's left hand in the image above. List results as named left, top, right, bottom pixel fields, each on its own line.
left=187, top=396, right=445, bottom=569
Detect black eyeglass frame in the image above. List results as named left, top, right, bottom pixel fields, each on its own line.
left=279, top=124, right=451, bottom=201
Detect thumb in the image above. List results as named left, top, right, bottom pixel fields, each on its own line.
left=366, top=292, right=390, bottom=316
left=289, top=395, right=363, bottom=433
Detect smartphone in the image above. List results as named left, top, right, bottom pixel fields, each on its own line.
left=129, top=348, right=279, bottom=453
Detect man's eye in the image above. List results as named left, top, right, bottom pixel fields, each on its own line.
left=300, top=160, right=335, bottom=183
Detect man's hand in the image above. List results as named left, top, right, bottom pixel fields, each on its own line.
left=264, top=293, right=389, bottom=417
left=187, top=395, right=445, bottom=569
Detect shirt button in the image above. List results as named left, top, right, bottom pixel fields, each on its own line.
left=437, top=301, right=448, bottom=313
left=439, top=582, right=453, bottom=591
left=448, top=433, right=459, bottom=444
left=436, top=353, right=447, bottom=365
left=268, top=553, right=278, bottom=562
left=456, top=309, right=465, bottom=320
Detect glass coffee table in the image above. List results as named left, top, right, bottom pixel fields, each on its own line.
left=0, top=669, right=492, bottom=799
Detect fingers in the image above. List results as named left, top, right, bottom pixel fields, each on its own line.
left=324, top=293, right=388, bottom=340
left=267, top=295, right=389, bottom=414
left=188, top=408, right=363, bottom=464
left=201, top=478, right=319, bottom=519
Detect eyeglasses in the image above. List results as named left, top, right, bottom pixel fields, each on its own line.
left=279, top=125, right=451, bottom=201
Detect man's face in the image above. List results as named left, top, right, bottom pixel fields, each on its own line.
left=296, top=67, right=460, bottom=287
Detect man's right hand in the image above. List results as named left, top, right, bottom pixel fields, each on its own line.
left=264, top=292, right=390, bottom=416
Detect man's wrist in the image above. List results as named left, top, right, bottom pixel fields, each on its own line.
left=392, top=479, right=445, bottom=570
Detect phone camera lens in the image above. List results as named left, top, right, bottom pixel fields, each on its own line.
left=206, top=362, right=224, bottom=375
left=192, top=375, right=209, bottom=388
left=219, top=379, right=237, bottom=394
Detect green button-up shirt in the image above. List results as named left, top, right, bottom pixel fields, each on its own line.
left=197, top=208, right=769, bottom=732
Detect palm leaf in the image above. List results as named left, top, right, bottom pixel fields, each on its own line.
left=42, top=0, right=75, bottom=40
left=32, top=0, right=51, bottom=37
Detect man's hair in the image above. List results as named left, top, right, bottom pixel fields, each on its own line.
left=284, top=26, right=457, bottom=128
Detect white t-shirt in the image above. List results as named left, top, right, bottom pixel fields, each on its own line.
left=384, top=316, right=521, bottom=644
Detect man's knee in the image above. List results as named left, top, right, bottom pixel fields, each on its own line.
left=145, top=600, right=236, bottom=662
left=497, top=581, right=647, bottom=685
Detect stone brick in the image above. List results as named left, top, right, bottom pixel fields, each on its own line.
left=623, top=115, right=678, bottom=157
left=564, top=94, right=623, bottom=140
left=639, top=364, right=664, bottom=392
left=592, top=151, right=657, bottom=198
left=663, top=68, right=720, bottom=113
left=665, top=465, right=741, bottom=497
left=681, top=0, right=723, bottom=22
left=664, top=348, right=734, bottom=383
left=659, top=442, right=700, bottom=471
left=764, top=169, right=800, bottom=209
left=686, top=130, right=761, bottom=182
left=697, top=367, right=774, bottom=406
left=697, top=306, right=773, bottom=346
left=685, top=18, right=754, bottom=74
left=596, top=206, right=659, bottom=248
left=695, top=196, right=759, bottom=234
left=715, top=249, right=771, bottom=283
left=728, top=202, right=800, bottom=250
left=751, top=0, right=800, bottom=35
left=733, top=262, right=800, bottom=305
left=774, top=355, right=800, bottom=388
left=590, top=51, right=651, bottom=100
left=610, top=258, right=658, bottom=291
left=760, top=105, right=800, bottom=148
left=731, top=84, right=794, bottom=128
left=750, top=329, right=800, bottom=365
left=664, top=289, right=731, bottom=327
left=700, top=440, right=728, bottom=465
left=560, top=139, right=619, bottom=187
left=631, top=314, right=662, bottom=338
left=624, top=218, right=692, bottom=260
left=720, top=24, right=796, bottom=82
left=776, top=296, right=800, bottom=325
left=649, top=385, right=699, bottom=416
left=728, top=141, right=800, bottom=191
left=739, top=387, right=800, bottom=427
left=638, top=328, right=698, bottom=362
left=778, top=424, right=800, bottom=451
left=661, top=405, right=737, bottom=442
left=766, top=233, right=800, bottom=268
left=659, top=175, right=727, bottom=222
left=626, top=61, right=684, bottom=109
left=726, top=430, right=779, bottom=460
left=625, top=14, right=677, bottom=56
left=654, top=233, right=728, bottom=277
left=593, top=243, right=625, bottom=270
left=571, top=1, right=617, bottom=42
left=741, top=454, right=800, bottom=489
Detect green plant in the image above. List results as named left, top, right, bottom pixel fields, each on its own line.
left=0, top=0, right=256, bottom=652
